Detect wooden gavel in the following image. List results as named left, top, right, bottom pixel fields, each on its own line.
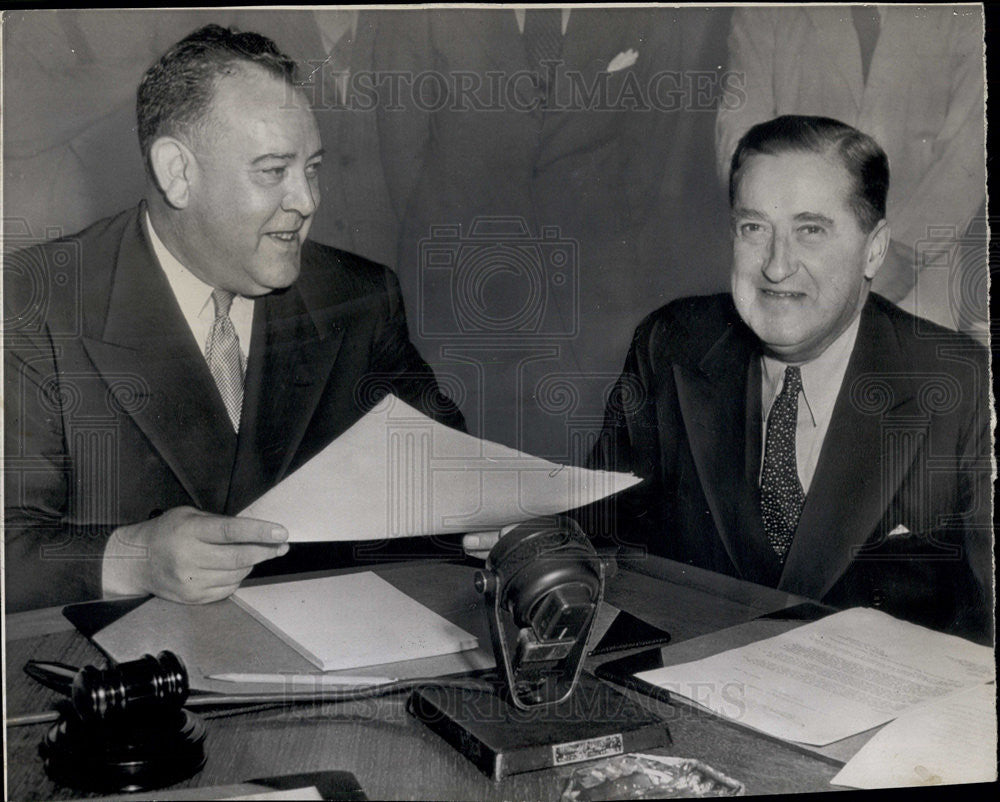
left=24, top=651, right=205, bottom=792
left=26, top=651, right=189, bottom=721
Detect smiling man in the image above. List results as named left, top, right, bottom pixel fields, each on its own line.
left=589, top=116, right=992, bottom=643
left=4, top=25, right=464, bottom=611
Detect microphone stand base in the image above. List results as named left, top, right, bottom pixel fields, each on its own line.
left=408, top=673, right=670, bottom=781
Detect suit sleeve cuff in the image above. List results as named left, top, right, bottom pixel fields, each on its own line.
left=101, top=524, right=148, bottom=598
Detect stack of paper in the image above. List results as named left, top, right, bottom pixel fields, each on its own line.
left=635, top=608, right=995, bottom=746
left=232, top=572, right=478, bottom=671
left=832, top=682, right=997, bottom=788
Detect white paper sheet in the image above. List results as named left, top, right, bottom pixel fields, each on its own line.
left=832, top=682, right=998, bottom=788
left=232, top=572, right=478, bottom=671
left=231, top=790, right=324, bottom=801
left=635, top=608, right=995, bottom=746
left=240, top=394, right=642, bottom=542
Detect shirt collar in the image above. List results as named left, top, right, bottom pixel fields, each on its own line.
left=761, top=313, right=863, bottom=428
left=145, top=211, right=217, bottom=322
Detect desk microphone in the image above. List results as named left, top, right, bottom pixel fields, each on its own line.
left=408, top=516, right=670, bottom=780
left=25, top=651, right=206, bottom=792
left=475, top=515, right=605, bottom=709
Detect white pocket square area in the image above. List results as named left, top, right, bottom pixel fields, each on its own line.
left=607, top=49, right=638, bottom=73
left=887, top=524, right=911, bottom=538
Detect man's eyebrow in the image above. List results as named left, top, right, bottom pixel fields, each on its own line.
left=794, top=212, right=835, bottom=226
left=251, top=152, right=296, bottom=165
left=250, top=148, right=326, bottom=166
left=731, top=207, right=767, bottom=221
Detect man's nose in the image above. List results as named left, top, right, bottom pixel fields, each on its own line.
left=282, top=171, right=318, bottom=218
left=761, top=233, right=798, bottom=283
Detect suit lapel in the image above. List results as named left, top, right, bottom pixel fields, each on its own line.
left=675, top=318, right=783, bottom=584
left=779, top=299, right=923, bottom=598
left=740, top=356, right=783, bottom=586
left=559, top=9, right=615, bottom=75
left=442, top=10, right=539, bottom=115
left=80, top=210, right=237, bottom=511
left=224, top=300, right=270, bottom=514
left=539, top=10, right=637, bottom=160
left=229, top=248, right=347, bottom=510
left=447, top=9, right=526, bottom=74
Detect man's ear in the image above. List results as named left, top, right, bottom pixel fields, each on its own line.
left=864, top=219, right=890, bottom=280
left=149, top=137, right=194, bottom=209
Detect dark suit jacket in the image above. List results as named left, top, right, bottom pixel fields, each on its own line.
left=587, top=293, right=992, bottom=642
left=372, top=8, right=685, bottom=453
left=4, top=205, right=465, bottom=612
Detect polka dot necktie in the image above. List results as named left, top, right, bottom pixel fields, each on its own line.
left=760, top=365, right=805, bottom=561
left=205, top=289, right=245, bottom=432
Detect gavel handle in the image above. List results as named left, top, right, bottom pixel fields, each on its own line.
left=24, top=660, right=79, bottom=695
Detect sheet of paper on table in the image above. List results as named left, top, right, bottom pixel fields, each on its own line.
left=831, top=682, right=997, bottom=788
left=239, top=393, right=642, bottom=542
left=89, top=563, right=496, bottom=695
left=635, top=607, right=995, bottom=746
left=232, top=572, right=478, bottom=671
left=230, top=790, right=323, bottom=801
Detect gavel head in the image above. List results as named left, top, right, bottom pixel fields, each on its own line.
left=71, top=651, right=189, bottom=722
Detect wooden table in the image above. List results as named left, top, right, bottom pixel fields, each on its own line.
left=5, top=555, right=843, bottom=800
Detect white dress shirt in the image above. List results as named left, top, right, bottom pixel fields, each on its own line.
left=145, top=212, right=254, bottom=365
left=760, top=313, right=862, bottom=494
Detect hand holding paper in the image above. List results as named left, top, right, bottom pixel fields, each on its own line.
left=106, top=506, right=290, bottom=604
left=462, top=523, right=520, bottom=561
left=241, top=395, right=641, bottom=542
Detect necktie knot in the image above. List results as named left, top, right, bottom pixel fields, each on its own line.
left=781, top=365, right=802, bottom=398
left=211, top=288, right=236, bottom=320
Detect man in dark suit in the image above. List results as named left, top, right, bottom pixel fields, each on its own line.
left=4, top=25, right=463, bottom=612
left=370, top=7, right=687, bottom=455
left=588, top=116, right=992, bottom=643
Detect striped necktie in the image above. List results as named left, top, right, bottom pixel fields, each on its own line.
left=523, top=8, right=564, bottom=94
left=205, top=289, right=245, bottom=432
